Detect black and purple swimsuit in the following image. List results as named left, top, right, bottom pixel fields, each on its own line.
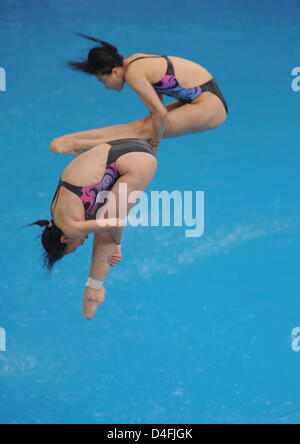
left=128, top=54, right=228, bottom=114
left=50, top=138, right=154, bottom=221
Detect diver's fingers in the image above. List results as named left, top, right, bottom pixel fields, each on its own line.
left=110, top=254, right=122, bottom=260
left=108, top=253, right=122, bottom=265
left=108, top=258, right=122, bottom=267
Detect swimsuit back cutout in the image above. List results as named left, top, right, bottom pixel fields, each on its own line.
left=127, top=55, right=203, bottom=104
left=50, top=138, right=154, bottom=221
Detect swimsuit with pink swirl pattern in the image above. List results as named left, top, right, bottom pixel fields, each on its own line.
left=50, top=138, right=155, bottom=221
left=128, top=54, right=202, bottom=104
left=127, top=54, right=228, bottom=113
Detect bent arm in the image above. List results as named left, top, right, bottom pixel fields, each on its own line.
left=126, top=70, right=168, bottom=142
left=65, top=218, right=124, bottom=238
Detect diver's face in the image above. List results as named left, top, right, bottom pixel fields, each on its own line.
left=97, top=68, right=124, bottom=91
left=60, top=234, right=89, bottom=255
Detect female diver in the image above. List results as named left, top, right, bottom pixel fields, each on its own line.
left=51, top=33, right=228, bottom=156
left=29, top=138, right=158, bottom=320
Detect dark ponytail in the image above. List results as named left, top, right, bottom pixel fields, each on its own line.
left=25, top=219, right=67, bottom=272
left=67, top=32, right=124, bottom=76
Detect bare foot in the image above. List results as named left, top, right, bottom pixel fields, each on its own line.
left=50, top=135, right=83, bottom=155
left=83, top=287, right=106, bottom=320
left=50, top=136, right=72, bottom=154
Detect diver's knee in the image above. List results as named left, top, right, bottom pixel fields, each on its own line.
left=206, top=114, right=226, bottom=130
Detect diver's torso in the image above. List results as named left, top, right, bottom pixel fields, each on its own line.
left=126, top=53, right=213, bottom=89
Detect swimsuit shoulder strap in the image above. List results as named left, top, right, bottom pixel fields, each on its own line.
left=60, top=180, right=82, bottom=196
left=50, top=179, right=82, bottom=217
left=162, top=55, right=175, bottom=76
left=127, top=55, right=162, bottom=66
left=127, top=55, right=175, bottom=76
left=50, top=178, right=62, bottom=217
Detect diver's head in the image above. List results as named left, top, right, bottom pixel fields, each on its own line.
left=28, top=219, right=88, bottom=271
left=96, top=67, right=125, bottom=92
left=68, top=33, right=125, bottom=91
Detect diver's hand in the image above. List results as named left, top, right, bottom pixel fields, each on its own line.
left=108, top=245, right=122, bottom=267
left=83, top=286, right=106, bottom=320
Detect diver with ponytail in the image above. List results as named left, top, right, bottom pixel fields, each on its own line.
left=68, top=33, right=124, bottom=76
left=25, top=219, right=67, bottom=271
left=55, top=32, right=228, bottom=157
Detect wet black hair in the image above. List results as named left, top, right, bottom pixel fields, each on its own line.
left=67, top=32, right=124, bottom=76
left=25, top=219, right=67, bottom=272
